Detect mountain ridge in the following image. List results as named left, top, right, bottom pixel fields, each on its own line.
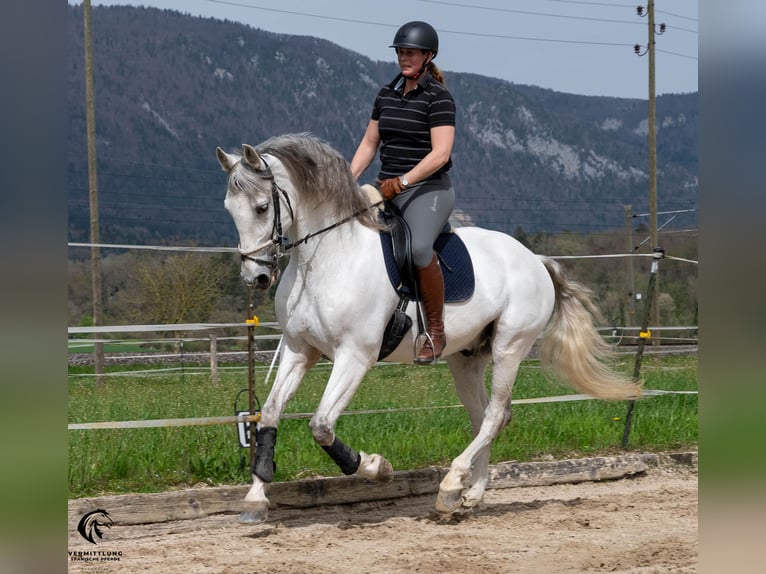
left=67, top=5, right=697, bottom=245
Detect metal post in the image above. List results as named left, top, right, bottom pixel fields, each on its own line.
left=247, top=286, right=256, bottom=470
left=624, top=205, right=635, bottom=327
left=622, top=246, right=664, bottom=448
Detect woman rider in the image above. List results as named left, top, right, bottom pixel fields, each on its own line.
left=350, top=21, right=456, bottom=365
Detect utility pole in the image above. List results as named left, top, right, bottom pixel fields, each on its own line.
left=84, top=0, right=104, bottom=385
left=647, top=0, right=657, bottom=253
left=647, top=0, right=659, bottom=339
left=635, top=2, right=665, bottom=343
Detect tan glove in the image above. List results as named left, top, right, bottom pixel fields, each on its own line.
left=379, top=177, right=406, bottom=200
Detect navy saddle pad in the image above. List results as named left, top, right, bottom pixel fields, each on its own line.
left=379, top=224, right=475, bottom=303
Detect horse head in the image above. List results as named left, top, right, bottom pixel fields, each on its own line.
left=217, top=144, right=285, bottom=290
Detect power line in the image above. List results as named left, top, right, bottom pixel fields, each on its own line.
left=526, top=0, right=637, bottom=8
left=416, top=0, right=646, bottom=26
left=206, top=0, right=401, bottom=29
left=657, top=48, right=697, bottom=60
left=89, top=155, right=223, bottom=176
left=66, top=206, right=691, bottom=232
left=69, top=169, right=220, bottom=186
left=68, top=175, right=694, bottom=213
left=438, top=27, right=631, bottom=47
left=662, top=24, right=697, bottom=35
left=205, top=0, right=686, bottom=49
left=656, top=9, right=698, bottom=23
left=416, top=0, right=697, bottom=33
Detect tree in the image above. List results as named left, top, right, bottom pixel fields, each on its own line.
left=513, top=226, right=531, bottom=249
left=117, top=252, right=229, bottom=325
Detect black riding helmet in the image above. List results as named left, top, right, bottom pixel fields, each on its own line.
left=390, top=21, right=439, bottom=57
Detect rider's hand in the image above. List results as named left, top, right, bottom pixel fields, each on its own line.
left=379, top=177, right=406, bottom=200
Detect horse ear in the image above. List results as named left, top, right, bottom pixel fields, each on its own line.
left=241, top=144, right=265, bottom=170
left=216, top=147, right=238, bottom=172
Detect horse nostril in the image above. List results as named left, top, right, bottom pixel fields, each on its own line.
left=256, top=274, right=271, bottom=289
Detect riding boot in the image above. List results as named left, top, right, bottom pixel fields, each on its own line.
left=415, top=254, right=446, bottom=364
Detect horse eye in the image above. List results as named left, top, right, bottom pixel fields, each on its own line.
left=255, top=202, right=269, bottom=215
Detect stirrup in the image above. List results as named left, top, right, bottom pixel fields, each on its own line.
left=414, top=332, right=440, bottom=365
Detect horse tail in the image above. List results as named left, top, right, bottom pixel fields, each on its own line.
left=538, top=257, right=642, bottom=401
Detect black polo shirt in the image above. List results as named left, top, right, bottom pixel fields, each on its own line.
left=371, top=72, right=456, bottom=181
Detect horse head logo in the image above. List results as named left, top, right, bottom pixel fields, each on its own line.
left=77, top=509, right=113, bottom=544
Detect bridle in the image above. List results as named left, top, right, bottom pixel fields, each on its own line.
left=236, top=156, right=294, bottom=270
left=236, top=155, right=383, bottom=270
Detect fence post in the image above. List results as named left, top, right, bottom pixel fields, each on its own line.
left=209, top=334, right=218, bottom=385
left=176, top=338, right=185, bottom=385
left=621, top=246, right=665, bottom=448
left=247, top=287, right=257, bottom=470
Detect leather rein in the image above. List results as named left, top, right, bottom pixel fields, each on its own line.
left=237, top=157, right=382, bottom=269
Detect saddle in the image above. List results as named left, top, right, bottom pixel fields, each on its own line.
left=366, top=187, right=475, bottom=360
left=379, top=210, right=475, bottom=302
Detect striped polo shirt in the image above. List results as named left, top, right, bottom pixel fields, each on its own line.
left=371, top=72, right=456, bottom=181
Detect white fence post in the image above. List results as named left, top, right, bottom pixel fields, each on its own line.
left=210, top=334, right=218, bottom=385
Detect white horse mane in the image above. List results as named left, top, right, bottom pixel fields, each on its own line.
left=253, top=133, right=379, bottom=229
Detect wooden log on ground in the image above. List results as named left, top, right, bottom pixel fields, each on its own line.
left=487, top=453, right=650, bottom=489
left=68, top=452, right=692, bottom=528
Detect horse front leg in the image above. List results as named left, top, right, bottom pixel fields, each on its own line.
left=316, top=437, right=395, bottom=483
left=309, top=353, right=394, bottom=484
left=240, top=344, right=320, bottom=524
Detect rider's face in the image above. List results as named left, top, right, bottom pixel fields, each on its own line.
left=396, top=48, right=430, bottom=76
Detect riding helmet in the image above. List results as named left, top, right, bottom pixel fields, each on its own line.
left=390, top=21, right=439, bottom=56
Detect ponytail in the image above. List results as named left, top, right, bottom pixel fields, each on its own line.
left=428, top=62, right=445, bottom=85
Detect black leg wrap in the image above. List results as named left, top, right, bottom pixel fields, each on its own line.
left=253, top=426, right=277, bottom=483
left=321, top=437, right=361, bottom=475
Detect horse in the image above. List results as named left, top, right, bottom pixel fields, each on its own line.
left=215, top=133, right=641, bottom=524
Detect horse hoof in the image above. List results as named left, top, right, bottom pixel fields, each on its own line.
left=239, top=502, right=269, bottom=524
left=377, top=457, right=394, bottom=484
left=435, top=488, right=463, bottom=514
left=461, top=496, right=483, bottom=509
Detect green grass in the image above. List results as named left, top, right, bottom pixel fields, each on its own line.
left=68, top=354, right=697, bottom=498
left=67, top=340, right=174, bottom=354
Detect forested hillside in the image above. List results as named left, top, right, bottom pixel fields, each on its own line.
left=67, top=5, right=697, bottom=246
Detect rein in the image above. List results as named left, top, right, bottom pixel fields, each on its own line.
left=281, top=203, right=381, bottom=250
left=237, top=157, right=383, bottom=267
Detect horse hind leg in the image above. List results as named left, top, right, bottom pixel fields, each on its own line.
left=441, top=352, right=493, bottom=511
left=436, top=336, right=526, bottom=514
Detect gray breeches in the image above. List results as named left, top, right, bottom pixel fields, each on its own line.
left=390, top=173, right=455, bottom=268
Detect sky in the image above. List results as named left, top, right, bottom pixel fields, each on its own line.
left=73, top=0, right=700, bottom=99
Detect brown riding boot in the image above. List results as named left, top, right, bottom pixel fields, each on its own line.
left=415, top=254, right=446, bottom=364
